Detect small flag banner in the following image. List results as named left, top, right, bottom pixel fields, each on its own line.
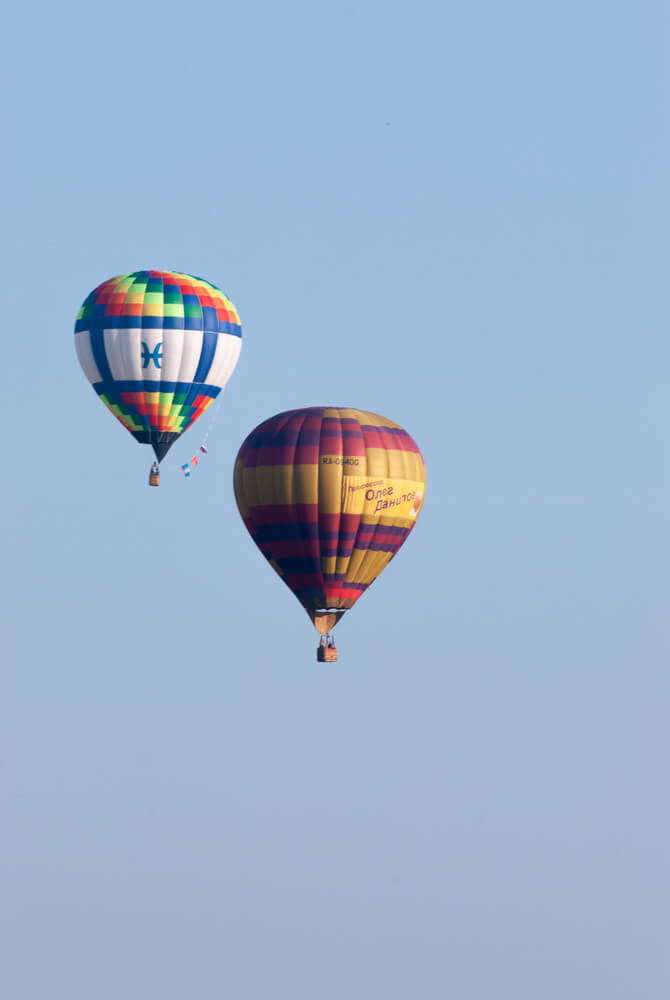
left=179, top=445, right=209, bottom=480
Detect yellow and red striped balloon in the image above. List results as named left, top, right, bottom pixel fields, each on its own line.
left=233, top=407, right=426, bottom=634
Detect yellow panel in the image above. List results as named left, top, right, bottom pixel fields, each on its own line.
left=360, top=447, right=425, bottom=479
left=236, top=465, right=259, bottom=515
left=293, top=461, right=319, bottom=506
left=332, top=408, right=403, bottom=429
left=243, top=463, right=317, bottom=507
left=321, top=556, right=338, bottom=575
left=317, top=454, right=345, bottom=514
left=345, top=548, right=394, bottom=585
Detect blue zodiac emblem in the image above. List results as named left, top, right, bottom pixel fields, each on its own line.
left=141, top=341, right=163, bottom=369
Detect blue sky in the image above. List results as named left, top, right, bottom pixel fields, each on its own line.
left=2, top=2, right=668, bottom=997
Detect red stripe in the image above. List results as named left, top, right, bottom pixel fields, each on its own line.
left=360, top=426, right=420, bottom=452
left=323, top=585, right=365, bottom=602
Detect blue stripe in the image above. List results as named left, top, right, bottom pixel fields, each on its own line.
left=219, top=321, right=242, bottom=337
left=185, top=317, right=205, bottom=330
left=245, top=429, right=321, bottom=448
left=193, top=331, right=218, bottom=383
left=89, top=330, right=114, bottom=383
left=74, top=318, right=242, bottom=337
left=93, top=380, right=221, bottom=397
left=360, top=424, right=410, bottom=438
left=274, top=557, right=323, bottom=574
left=357, top=524, right=408, bottom=539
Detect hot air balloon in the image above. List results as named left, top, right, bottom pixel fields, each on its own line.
left=75, top=270, right=242, bottom=484
left=233, top=407, right=426, bottom=661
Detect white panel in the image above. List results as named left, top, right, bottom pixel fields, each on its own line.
left=119, top=328, right=143, bottom=382
left=176, top=330, right=204, bottom=384
left=159, top=329, right=188, bottom=383
left=102, top=328, right=143, bottom=382
left=102, top=329, right=125, bottom=380
left=205, top=333, right=242, bottom=390
left=105, top=328, right=164, bottom=382
left=74, top=331, right=102, bottom=385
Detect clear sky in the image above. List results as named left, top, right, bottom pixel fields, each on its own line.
left=2, top=1, right=668, bottom=997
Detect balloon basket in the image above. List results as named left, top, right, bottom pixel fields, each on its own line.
left=149, top=471, right=160, bottom=486
left=317, top=645, right=338, bottom=663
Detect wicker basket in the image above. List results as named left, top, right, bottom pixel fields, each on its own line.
left=317, top=645, right=338, bottom=663
left=149, top=470, right=160, bottom=487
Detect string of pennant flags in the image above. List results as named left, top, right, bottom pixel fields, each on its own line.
left=179, top=387, right=226, bottom=478
left=181, top=445, right=208, bottom=478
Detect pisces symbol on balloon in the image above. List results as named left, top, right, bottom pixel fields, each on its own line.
left=141, top=342, right=163, bottom=369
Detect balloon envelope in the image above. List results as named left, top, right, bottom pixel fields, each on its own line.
left=234, top=407, right=426, bottom=632
left=75, top=270, right=242, bottom=460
